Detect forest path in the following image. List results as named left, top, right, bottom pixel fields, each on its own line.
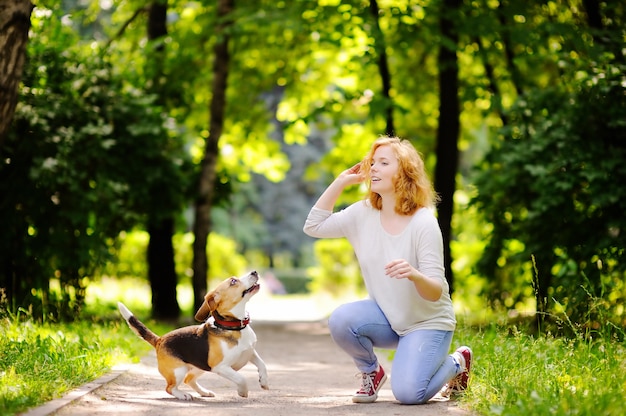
left=24, top=294, right=474, bottom=416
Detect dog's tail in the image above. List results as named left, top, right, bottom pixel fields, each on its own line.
left=118, top=302, right=159, bottom=348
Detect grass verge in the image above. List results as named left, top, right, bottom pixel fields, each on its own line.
left=0, top=313, right=171, bottom=416
left=456, top=323, right=626, bottom=415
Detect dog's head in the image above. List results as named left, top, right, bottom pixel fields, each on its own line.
left=194, top=270, right=260, bottom=322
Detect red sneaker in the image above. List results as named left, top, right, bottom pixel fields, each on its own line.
left=441, top=346, right=472, bottom=397
left=352, top=365, right=387, bottom=403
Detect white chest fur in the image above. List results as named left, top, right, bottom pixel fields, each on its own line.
left=219, top=326, right=258, bottom=371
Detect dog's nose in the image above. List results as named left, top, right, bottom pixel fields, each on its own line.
left=251, top=270, right=258, bottom=276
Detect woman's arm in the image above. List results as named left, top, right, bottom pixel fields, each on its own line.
left=303, top=163, right=364, bottom=238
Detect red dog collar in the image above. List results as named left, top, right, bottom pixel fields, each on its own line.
left=211, top=312, right=250, bottom=331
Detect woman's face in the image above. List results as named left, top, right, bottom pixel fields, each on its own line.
left=369, top=144, right=398, bottom=195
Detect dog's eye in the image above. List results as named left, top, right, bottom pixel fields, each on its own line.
left=230, top=278, right=238, bottom=286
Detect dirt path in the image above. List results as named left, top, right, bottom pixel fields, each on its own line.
left=28, top=319, right=472, bottom=416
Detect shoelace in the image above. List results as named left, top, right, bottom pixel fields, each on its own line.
left=441, top=373, right=463, bottom=396
left=356, top=372, right=376, bottom=393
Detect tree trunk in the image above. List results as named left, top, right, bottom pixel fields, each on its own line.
left=434, top=0, right=461, bottom=292
left=473, top=35, right=509, bottom=126
left=147, top=218, right=180, bottom=319
left=532, top=252, right=553, bottom=332
left=496, top=2, right=523, bottom=96
left=192, top=0, right=234, bottom=312
left=0, top=0, right=33, bottom=150
left=582, top=0, right=602, bottom=30
left=582, top=0, right=623, bottom=63
left=144, top=0, right=180, bottom=320
left=369, top=0, right=395, bottom=135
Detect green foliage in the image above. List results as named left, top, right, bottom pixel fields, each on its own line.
left=83, top=275, right=155, bottom=318
left=207, top=233, right=249, bottom=282
left=4, top=0, right=625, bottom=331
left=450, top=189, right=494, bottom=313
left=102, top=230, right=150, bottom=280
left=306, top=238, right=364, bottom=295
left=101, top=230, right=247, bottom=285
left=0, top=7, right=189, bottom=320
left=472, top=63, right=626, bottom=327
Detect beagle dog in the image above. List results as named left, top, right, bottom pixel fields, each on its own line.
left=118, top=270, right=269, bottom=400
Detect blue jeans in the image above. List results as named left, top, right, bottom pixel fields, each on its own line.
left=328, top=299, right=461, bottom=404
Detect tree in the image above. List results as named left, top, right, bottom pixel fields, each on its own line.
left=434, top=0, right=461, bottom=292
left=145, top=0, right=181, bottom=320
left=192, top=0, right=234, bottom=311
left=368, top=0, right=394, bottom=136
left=0, top=0, right=33, bottom=149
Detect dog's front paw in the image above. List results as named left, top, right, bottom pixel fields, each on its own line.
left=198, top=389, right=215, bottom=397
left=259, top=376, right=269, bottom=390
left=237, top=387, right=249, bottom=398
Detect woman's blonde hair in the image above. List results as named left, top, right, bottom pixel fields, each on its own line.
left=361, top=136, right=439, bottom=215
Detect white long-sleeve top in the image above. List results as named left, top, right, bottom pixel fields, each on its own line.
left=303, top=201, right=456, bottom=335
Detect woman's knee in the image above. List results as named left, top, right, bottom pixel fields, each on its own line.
left=328, top=303, right=353, bottom=336
left=328, top=300, right=376, bottom=335
left=391, top=374, right=428, bottom=404
left=392, top=384, right=429, bottom=405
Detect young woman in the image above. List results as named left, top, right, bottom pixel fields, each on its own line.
left=303, top=136, right=472, bottom=404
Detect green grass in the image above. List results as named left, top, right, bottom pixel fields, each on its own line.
left=0, top=319, right=130, bottom=414
left=456, top=324, right=626, bottom=415
left=0, top=282, right=172, bottom=416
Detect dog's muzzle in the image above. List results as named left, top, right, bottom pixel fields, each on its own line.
left=242, top=283, right=260, bottom=296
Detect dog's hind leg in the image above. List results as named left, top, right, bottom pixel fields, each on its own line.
left=250, top=350, right=269, bottom=390
left=161, top=365, right=193, bottom=400
left=184, top=368, right=215, bottom=397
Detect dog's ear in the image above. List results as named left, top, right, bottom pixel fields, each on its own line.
left=194, top=292, right=219, bottom=322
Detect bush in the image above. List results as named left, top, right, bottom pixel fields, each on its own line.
left=306, top=239, right=364, bottom=295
